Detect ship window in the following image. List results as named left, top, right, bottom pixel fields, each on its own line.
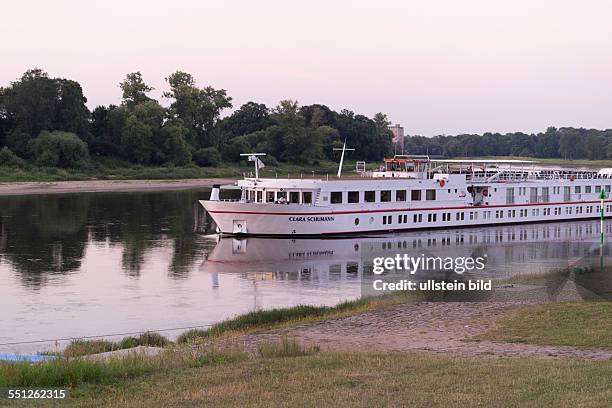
left=575, top=186, right=581, bottom=194
left=302, top=192, right=312, bottom=204
left=381, top=190, right=391, bottom=202
left=396, top=190, right=406, bottom=201
left=266, top=191, right=275, bottom=202
left=403, top=214, right=408, bottom=223
left=596, top=186, right=601, bottom=193
left=348, top=191, right=359, bottom=203
left=413, top=214, right=418, bottom=223
left=606, top=186, right=611, bottom=192
left=256, top=191, right=263, bottom=203
left=277, top=191, right=287, bottom=201
left=290, top=191, right=300, bottom=203
left=365, top=191, right=375, bottom=202
left=586, top=186, right=592, bottom=193
left=411, top=190, right=421, bottom=201
left=426, top=189, right=436, bottom=200
left=354, top=218, right=360, bottom=225
left=330, top=192, right=342, bottom=204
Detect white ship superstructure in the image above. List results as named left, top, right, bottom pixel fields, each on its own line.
left=200, top=155, right=612, bottom=236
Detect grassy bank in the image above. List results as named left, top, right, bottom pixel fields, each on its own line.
left=476, top=301, right=612, bottom=348
left=0, top=159, right=347, bottom=183
left=57, top=292, right=415, bottom=359
left=11, top=353, right=612, bottom=408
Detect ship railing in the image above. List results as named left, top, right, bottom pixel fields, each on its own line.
left=468, top=171, right=609, bottom=183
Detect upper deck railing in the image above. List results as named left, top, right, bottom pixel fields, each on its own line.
left=467, top=169, right=612, bottom=183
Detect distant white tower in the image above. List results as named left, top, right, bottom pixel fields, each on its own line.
left=389, top=124, right=404, bottom=153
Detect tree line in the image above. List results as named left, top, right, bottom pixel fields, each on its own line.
left=0, top=69, right=393, bottom=168
left=403, top=127, right=612, bottom=160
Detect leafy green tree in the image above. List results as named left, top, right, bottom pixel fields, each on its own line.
left=119, top=72, right=154, bottom=106
left=558, top=128, right=581, bottom=160
left=193, top=147, right=221, bottom=167
left=121, top=115, right=154, bottom=164
left=160, top=119, right=192, bottom=166
left=0, top=69, right=91, bottom=156
left=29, top=131, right=89, bottom=168
left=0, top=146, right=25, bottom=167
left=164, top=71, right=232, bottom=148
left=218, top=102, right=271, bottom=138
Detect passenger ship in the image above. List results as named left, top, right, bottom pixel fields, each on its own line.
left=200, top=152, right=612, bottom=236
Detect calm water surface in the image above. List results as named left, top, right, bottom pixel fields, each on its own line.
left=1, top=190, right=610, bottom=353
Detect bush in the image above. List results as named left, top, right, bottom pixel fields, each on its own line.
left=136, top=332, right=169, bottom=347
left=64, top=340, right=117, bottom=357
left=193, top=147, right=221, bottom=167
left=176, top=329, right=208, bottom=344
left=0, top=147, right=26, bottom=167
left=221, top=137, right=250, bottom=162
left=30, top=131, right=90, bottom=168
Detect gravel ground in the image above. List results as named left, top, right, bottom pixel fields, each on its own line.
left=207, top=301, right=611, bottom=360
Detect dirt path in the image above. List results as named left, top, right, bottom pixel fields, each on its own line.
left=0, top=178, right=235, bottom=196
left=211, top=302, right=612, bottom=360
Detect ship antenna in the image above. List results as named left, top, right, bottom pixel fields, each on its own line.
left=240, top=153, right=266, bottom=180
left=332, top=139, right=355, bottom=178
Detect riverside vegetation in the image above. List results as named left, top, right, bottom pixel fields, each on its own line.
left=0, top=69, right=393, bottom=182
left=2, top=69, right=612, bottom=184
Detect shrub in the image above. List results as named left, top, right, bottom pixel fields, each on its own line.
left=135, top=332, right=169, bottom=347
left=117, top=337, right=140, bottom=349
left=221, top=137, right=250, bottom=162
left=177, top=329, right=208, bottom=344
left=0, top=147, right=26, bottom=167
left=29, top=131, right=90, bottom=168
left=193, top=147, right=221, bottom=167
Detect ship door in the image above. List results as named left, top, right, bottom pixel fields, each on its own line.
left=233, top=220, right=247, bottom=234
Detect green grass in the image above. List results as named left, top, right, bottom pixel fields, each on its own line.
left=18, top=353, right=612, bottom=408
left=0, top=159, right=348, bottom=183
left=476, top=301, right=612, bottom=348
left=257, top=337, right=320, bottom=358
left=0, top=349, right=247, bottom=389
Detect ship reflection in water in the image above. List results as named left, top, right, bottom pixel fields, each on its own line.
left=203, top=220, right=612, bottom=301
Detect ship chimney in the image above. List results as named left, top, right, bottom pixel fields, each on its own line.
left=210, top=184, right=221, bottom=201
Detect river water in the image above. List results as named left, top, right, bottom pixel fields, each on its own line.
left=1, top=189, right=610, bottom=353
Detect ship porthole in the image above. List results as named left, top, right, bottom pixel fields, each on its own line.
left=369, top=217, right=374, bottom=224
left=354, top=218, right=360, bottom=225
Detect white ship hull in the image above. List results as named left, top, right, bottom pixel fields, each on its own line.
left=202, top=198, right=612, bottom=236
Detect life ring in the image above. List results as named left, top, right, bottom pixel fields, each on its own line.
left=569, top=175, right=576, bottom=181
left=482, top=189, right=489, bottom=197
left=439, top=179, right=446, bottom=187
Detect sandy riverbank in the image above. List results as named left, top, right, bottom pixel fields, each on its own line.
left=206, top=301, right=612, bottom=361
left=0, top=178, right=236, bottom=196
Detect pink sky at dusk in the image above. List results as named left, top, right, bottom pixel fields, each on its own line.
left=2, top=0, right=612, bottom=136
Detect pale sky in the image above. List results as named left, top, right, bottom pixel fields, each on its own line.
left=2, top=0, right=612, bottom=136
